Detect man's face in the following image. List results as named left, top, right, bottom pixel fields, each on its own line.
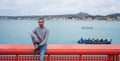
left=38, top=20, right=44, bottom=27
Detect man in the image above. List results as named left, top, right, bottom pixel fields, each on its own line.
left=29, top=18, right=49, bottom=61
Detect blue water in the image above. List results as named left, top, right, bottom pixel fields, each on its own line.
left=0, top=20, right=120, bottom=44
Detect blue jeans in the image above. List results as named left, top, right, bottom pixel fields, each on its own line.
left=31, top=36, right=47, bottom=61
left=39, top=44, right=47, bottom=61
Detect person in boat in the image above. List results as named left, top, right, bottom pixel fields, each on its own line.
left=91, top=38, right=95, bottom=41
left=79, top=37, right=83, bottom=42
left=29, top=18, right=49, bottom=61
left=95, top=38, right=100, bottom=42
left=86, top=38, right=91, bottom=41
left=104, top=38, right=108, bottom=42
left=80, top=37, right=84, bottom=41
left=100, top=38, right=104, bottom=42
left=78, top=37, right=84, bottom=43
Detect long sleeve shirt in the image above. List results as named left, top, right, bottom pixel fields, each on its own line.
left=29, top=27, right=49, bottom=46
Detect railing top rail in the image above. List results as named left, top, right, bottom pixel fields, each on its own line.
left=0, top=44, right=120, bottom=55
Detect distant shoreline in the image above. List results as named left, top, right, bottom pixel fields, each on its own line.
left=0, top=12, right=120, bottom=21
left=0, top=17, right=120, bottom=21
left=0, top=19, right=120, bottom=22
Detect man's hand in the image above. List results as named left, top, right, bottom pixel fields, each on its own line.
left=34, top=44, right=39, bottom=49
left=34, top=37, right=39, bottom=42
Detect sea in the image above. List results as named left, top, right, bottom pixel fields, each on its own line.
left=0, top=20, right=120, bottom=44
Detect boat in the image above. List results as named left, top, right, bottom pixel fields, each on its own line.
left=77, top=38, right=112, bottom=44
left=81, top=26, right=93, bottom=29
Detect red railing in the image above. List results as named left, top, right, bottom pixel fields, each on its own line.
left=0, top=44, right=120, bottom=61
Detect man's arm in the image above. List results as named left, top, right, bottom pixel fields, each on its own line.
left=29, top=28, right=39, bottom=42
left=39, top=30, right=49, bottom=46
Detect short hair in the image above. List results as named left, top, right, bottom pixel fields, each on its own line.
left=38, top=18, right=44, bottom=22
left=38, top=18, right=44, bottom=21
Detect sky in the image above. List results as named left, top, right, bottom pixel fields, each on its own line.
left=0, top=0, right=120, bottom=16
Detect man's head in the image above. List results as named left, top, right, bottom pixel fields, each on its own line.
left=38, top=18, right=44, bottom=28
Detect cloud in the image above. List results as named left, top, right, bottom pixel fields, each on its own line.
left=0, top=0, right=120, bottom=16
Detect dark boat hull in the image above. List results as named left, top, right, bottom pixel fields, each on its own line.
left=77, top=40, right=111, bottom=44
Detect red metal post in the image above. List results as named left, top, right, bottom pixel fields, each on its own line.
left=108, top=54, right=114, bottom=61
left=116, top=55, right=119, bottom=61
left=47, top=54, right=50, bottom=61
left=15, top=54, right=18, bottom=61
left=79, top=55, right=82, bottom=61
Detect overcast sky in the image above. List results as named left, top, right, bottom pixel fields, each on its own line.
left=0, top=0, right=120, bottom=16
